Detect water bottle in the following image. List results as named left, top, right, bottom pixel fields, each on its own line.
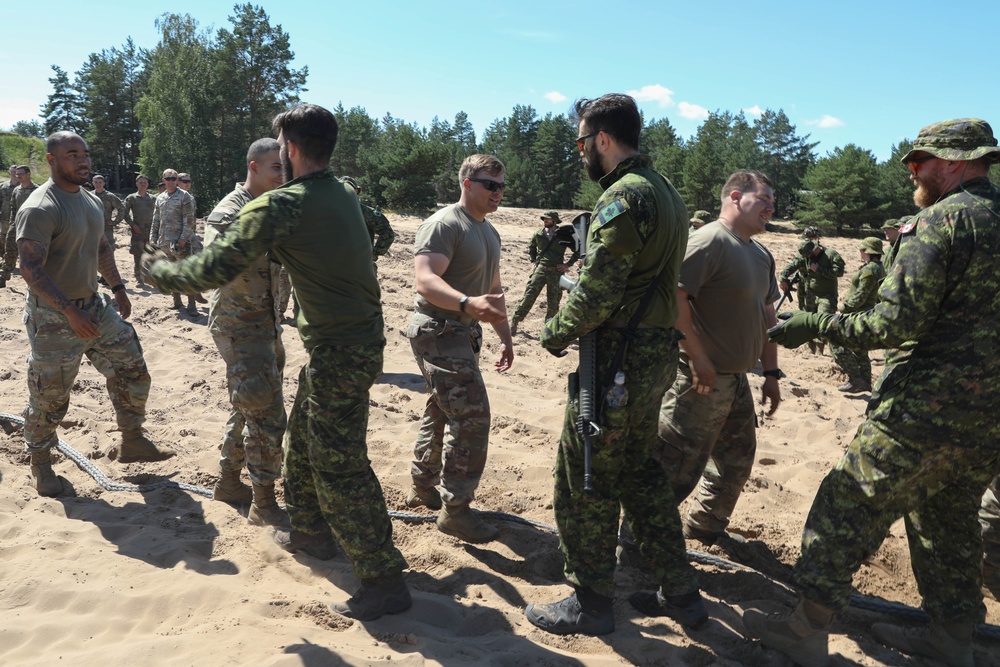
left=606, top=371, right=628, bottom=408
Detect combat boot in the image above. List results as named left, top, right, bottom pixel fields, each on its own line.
left=405, top=484, right=442, bottom=510
left=185, top=296, right=199, bottom=317
left=525, top=587, right=615, bottom=636
left=213, top=467, right=252, bottom=504
left=436, top=504, right=499, bottom=543
left=273, top=523, right=339, bottom=560
left=247, top=482, right=290, bottom=529
left=837, top=377, right=871, bottom=393
left=628, top=588, right=709, bottom=628
left=193, top=292, right=207, bottom=304
left=872, top=619, right=973, bottom=667
left=109, top=428, right=175, bottom=463
left=172, top=292, right=183, bottom=309
left=30, top=449, right=63, bottom=497
left=331, top=572, right=412, bottom=621
left=742, top=596, right=834, bottom=666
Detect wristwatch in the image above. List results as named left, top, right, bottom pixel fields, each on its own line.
left=459, top=295, right=469, bottom=312
left=763, top=369, right=782, bottom=379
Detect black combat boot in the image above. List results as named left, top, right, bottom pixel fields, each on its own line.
left=525, top=587, right=615, bottom=636
left=330, top=572, right=412, bottom=621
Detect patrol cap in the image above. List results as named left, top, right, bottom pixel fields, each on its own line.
left=859, top=237, right=883, bottom=255
left=901, top=118, right=1000, bottom=164
left=798, top=239, right=817, bottom=257
left=541, top=211, right=561, bottom=223
left=881, top=219, right=900, bottom=230
left=802, top=226, right=821, bottom=239
left=340, top=176, right=360, bottom=190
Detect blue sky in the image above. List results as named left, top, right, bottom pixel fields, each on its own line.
left=5, top=0, right=998, bottom=161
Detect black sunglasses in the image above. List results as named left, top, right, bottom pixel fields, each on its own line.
left=907, top=154, right=936, bottom=165
left=163, top=176, right=178, bottom=181
left=576, top=131, right=599, bottom=151
left=468, top=177, right=506, bottom=192
left=179, top=179, right=192, bottom=184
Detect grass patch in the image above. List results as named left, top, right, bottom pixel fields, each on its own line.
left=0, top=132, right=49, bottom=183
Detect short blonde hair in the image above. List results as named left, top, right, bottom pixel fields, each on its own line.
left=458, top=154, right=504, bottom=184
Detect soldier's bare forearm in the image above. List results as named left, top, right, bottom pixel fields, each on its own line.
left=97, top=237, right=123, bottom=285
left=18, top=239, right=74, bottom=312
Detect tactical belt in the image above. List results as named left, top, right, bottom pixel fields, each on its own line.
left=417, top=307, right=476, bottom=327
left=30, top=293, right=98, bottom=310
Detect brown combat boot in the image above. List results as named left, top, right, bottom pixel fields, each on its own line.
left=273, top=522, right=338, bottom=560
left=172, top=292, right=183, bottom=309
left=108, top=428, right=175, bottom=463
left=247, top=482, right=290, bottom=529
left=213, top=467, right=252, bottom=504
left=405, top=484, right=442, bottom=510
left=30, top=449, right=64, bottom=497
left=185, top=296, right=199, bottom=317
left=331, top=572, right=412, bottom=621
left=436, top=504, right=499, bottom=543
left=872, top=619, right=973, bottom=667
left=743, top=596, right=834, bottom=666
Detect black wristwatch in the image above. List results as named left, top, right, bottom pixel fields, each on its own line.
left=111, top=284, right=126, bottom=294
left=458, top=295, right=469, bottom=312
left=763, top=369, right=781, bottom=380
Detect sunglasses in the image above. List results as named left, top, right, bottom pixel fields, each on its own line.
left=163, top=176, right=178, bottom=181
left=907, top=154, right=936, bottom=164
left=179, top=179, right=192, bottom=184
left=576, top=131, right=599, bottom=151
left=468, top=177, right=506, bottom=192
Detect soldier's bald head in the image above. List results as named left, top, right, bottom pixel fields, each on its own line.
left=46, top=131, right=86, bottom=154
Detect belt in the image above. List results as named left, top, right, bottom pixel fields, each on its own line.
left=29, top=293, right=98, bottom=310
left=417, top=307, right=476, bottom=327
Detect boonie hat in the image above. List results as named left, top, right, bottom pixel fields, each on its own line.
left=541, top=211, right=561, bottom=223
left=798, top=239, right=817, bottom=257
left=859, top=237, right=883, bottom=255
left=901, top=118, right=1000, bottom=164
left=802, top=226, right=821, bottom=239
left=881, top=219, right=900, bottom=230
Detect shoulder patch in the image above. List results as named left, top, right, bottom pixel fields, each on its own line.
left=899, top=220, right=917, bottom=234
left=593, top=199, right=628, bottom=229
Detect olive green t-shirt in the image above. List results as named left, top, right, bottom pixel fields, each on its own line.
left=16, top=179, right=102, bottom=300
left=412, top=203, right=501, bottom=318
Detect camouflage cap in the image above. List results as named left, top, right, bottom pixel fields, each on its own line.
left=798, top=239, right=817, bottom=257
left=859, top=237, right=883, bottom=255
left=881, top=218, right=900, bottom=230
left=691, top=209, right=712, bottom=222
left=901, top=118, right=1000, bottom=164
left=802, top=226, right=821, bottom=239
left=541, top=211, right=561, bottom=223
left=340, top=176, right=360, bottom=189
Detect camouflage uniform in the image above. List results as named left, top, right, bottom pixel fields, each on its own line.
left=780, top=240, right=844, bottom=315
left=540, top=155, right=698, bottom=599
left=792, top=173, right=1000, bottom=625
left=405, top=203, right=501, bottom=507
left=362, top=203, right=395, bottom=263
left=150, top=167, right=406, bottom=582
left=96, top=189, right=124, bottom=249
left=512, top=214, right=579, bottom=323
left=0, top=177, right=15, bottom=242
left=18, top=180, right=151, bottom=453
left=150, top=187, right=197, bottom=301
left=123, top=191, right=155, bottom=279
left=204, top=183, right=286, bottom=486
left=981, top=476, right=1000, bottom=600
left=829, top=239, right=886, bottom=386
left=4, top=181, right=38, bottom=274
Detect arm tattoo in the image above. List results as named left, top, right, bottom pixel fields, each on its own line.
left=18, top=239, right=73, bottom=312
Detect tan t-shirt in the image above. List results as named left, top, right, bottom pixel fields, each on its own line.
left=412, top=203, right=501, bottom=318
left=16, top=179, right=103, bottom=300
left=679, top=222, right=780, bottom=373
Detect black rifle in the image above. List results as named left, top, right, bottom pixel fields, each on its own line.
left=775, top=273, right=800, bottom=312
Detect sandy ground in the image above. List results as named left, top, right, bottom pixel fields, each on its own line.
left=0, top=207, right=997, bottom=666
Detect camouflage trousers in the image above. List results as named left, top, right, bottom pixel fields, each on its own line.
left=213, top=333, right=287, bottom=485
left=2, top=219, right=16, bottom=271
left=512, top=266, right=562, bottom=322
left=406, top=311, right=490, bottom=507
left=22, top=293, right=150, bottom=452
left=555, top=327, right=698, bottom=599
left=803, top=293, right=837, bottom=315
left=129, top=225, right=152, bottom=278
left=657, top=363, right=757, bottom=536
left=276, top=266, right=292, bottom=316
left=283, top=341, right=407, bottom=581
left=830, top=342, right=871, bottom=382
left=795, top=418, right=1000, bottom=623
left=981, top=476, right=1000, bottom=599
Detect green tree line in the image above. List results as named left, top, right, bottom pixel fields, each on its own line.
left=26, top=3, right=941, bottom=226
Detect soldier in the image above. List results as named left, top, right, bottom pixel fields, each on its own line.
left=510, top=210, right=579, bottom=335
left=146, top=103, right=410, bottom=621
left=982, top=476, right=1000, bottom=602
left=150, top=168, right=200, bottom=315
left=779, top=237, right=844, bottom=353
left=403, top=154, right=514, bottom=544
left=340, top=176, right=395, bottom=267
left=689, top=209, right=712, bottom=230
left=123, top=175, right=155, bottom=284
left=746, top=118, right=1000, bottom=666
left=830, top=237, right=886, bottom=393
left=2, top=165, right=39, bottom=287
left=0, top=164, right=16, bottom=245
left=16, top=132, right=174, bottom=497
left=525, top=93, right=704, bottom=636
left=882, top=215, right=911, bottom=275
left=92, top=174, right=124, bottom=251
left=204, top=138, right=288, bottom=528
left=656, top=170, right=781, bottom=557
left=177, top=173, right=193, bottom=192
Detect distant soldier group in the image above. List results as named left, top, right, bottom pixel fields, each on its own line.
left=6, top=99, right=1000, bottom=664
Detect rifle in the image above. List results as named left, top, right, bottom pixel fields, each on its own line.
left=558, top=213, right=599, bottom=492
left=775, top=273, right=800, bottom=313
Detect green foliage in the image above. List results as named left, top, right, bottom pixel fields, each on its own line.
left=682, top=111, right=732, bottom=212
left=0, top=133, right=50, bottom=181
left=11, top=120, right=45, bottom=139
left=362, top=116, right=443, bottom=211
left=40, top=66, right=86, bottom=136
left=426, top=111, right=477, bottom=204
left=798, top=144, right=882, bottom=234
left=754, top=109, right=818, bottom=217
left=643, top=117, right=685, bottom=191
left=874, top=140, right=917, bottom=221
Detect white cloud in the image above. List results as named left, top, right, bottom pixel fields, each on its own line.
left=678, top=102, right=709, bottom=121
left=807, top=114, right=846, bottom=129
left=544, top=91, right=567, bottom=103
left=743, top=105, right=763, bottom=117
left=626, top=84, right=675, bottom=108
